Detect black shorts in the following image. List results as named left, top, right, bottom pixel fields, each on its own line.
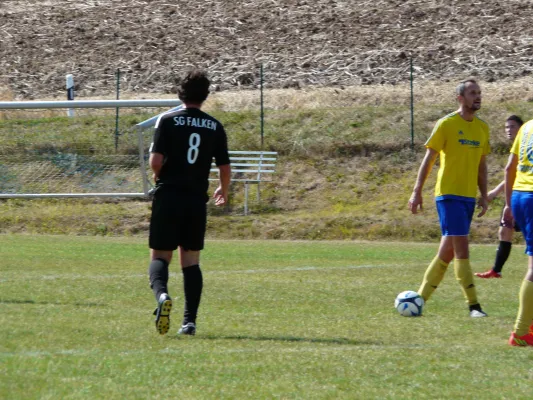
left=149, top=186, right=207, bottom=251
left=499, top=206, right=521, bottom=232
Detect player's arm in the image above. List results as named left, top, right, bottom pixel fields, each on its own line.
left=476, top=155, right=489, bottom=217
left=149, top=115, right=167, bottom=182
left=213, top=164, right=231, bottom=206
left=213, top=125, right=231, bottom=206
left=487, top=180, right=505, bottom=202
left=503, top=153, right=518, bottom=225
left=408, top=147, right=438, bottom=214
left=149, top=152, right=164, bottom=181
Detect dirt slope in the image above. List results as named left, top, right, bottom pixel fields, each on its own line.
left=1, top=0, right=532, bottom=99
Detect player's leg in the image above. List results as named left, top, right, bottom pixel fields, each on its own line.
left=149, top=248, right=175, bottom=335
left=418, top=199, right=459, bottom=303
left=451, top=235, right=486, bottom=316
left=441, top=199, right=486, bottom=316
left=509, top=257, right=533, bottom=345
left=149, top=249, right=173, bottom=302
left=148, top=187, right=179, bottom=335
left=476, top=210, right=513, bottom=278
left=177, top=196, right=207, bottom=336
left=493, top=226, right=514, bottom=275
left=418, top=235, right=453, bottom=302
left=509, top=191, right=533, bottom=346
left=178, top=249, right=202, bottom=335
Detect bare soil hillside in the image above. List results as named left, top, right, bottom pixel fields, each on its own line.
left=1, top=0, right=532, bottom=99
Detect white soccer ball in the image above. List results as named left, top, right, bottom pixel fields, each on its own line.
left=395, top=290, right=424, bottom=317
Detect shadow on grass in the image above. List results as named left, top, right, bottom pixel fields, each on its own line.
left=0, top=299, right=105, bottom=307
left=192, top=334, right=378, bottom=346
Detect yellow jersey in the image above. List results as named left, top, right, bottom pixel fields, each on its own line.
left=511, top=119, right=533, bottom=191
left=425, top=112, right=490, bottom=199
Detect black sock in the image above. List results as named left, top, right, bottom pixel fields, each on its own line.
left=493, top=241, right=512, bottom=273
left=182, top=264, right=203, bottom=325
left=148, top=258, right=169, bottom=301
left=469, top=303, right=482, bottom=312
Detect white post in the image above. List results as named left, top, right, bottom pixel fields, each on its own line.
left=244, top=182, right=249, bottom=216
left=66, top=74, right=75, bottom=117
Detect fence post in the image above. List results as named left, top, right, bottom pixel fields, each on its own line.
left=66, top=74, right=74, bottom=117
left=260, top=63, right=264, bottom=149
left=114, top=68, right=121, bottom=152
left=258, top=64, right=265, bottom=203
left=410, top=57, right=414, bottom=149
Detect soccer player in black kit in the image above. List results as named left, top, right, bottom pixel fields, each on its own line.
left=148, top=70, right=231, bottom=336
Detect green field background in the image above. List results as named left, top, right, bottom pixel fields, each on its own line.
left=2, top=235, right=533, bottom=399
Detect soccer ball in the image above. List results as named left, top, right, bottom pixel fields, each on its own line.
left=395, top=291, right=424, bottom=317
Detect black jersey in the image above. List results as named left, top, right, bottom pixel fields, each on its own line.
left=151, top=107, right=230, bottom=196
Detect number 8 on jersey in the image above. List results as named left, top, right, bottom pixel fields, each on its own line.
left=187, top=133, right=201, bottom=164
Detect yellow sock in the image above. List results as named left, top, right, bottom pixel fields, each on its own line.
left=454, top=259, right=478, bottom=306
left=514, top=280, right=533, bottom=336
left=418, top=256, right=449, bottom=301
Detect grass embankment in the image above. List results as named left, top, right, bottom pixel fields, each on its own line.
left=1, top=81, right=532, bottom=241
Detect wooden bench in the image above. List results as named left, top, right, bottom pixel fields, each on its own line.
left=210, top=150, right=278, bottom=215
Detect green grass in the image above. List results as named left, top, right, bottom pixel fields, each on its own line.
left=2, top=235, right=533, bottom=399
left=0, top=153, right=514, bottom=242
left=0, top=101, right=519, bottom=157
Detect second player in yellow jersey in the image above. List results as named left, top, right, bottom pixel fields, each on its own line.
left=510, top=120, right=533, bottom=191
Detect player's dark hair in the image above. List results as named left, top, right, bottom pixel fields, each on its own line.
left=507, top=115, right=524, bottom=127
left=177, top=69, right=210, bottom=104
left=456, top=79, right=478, bottom=96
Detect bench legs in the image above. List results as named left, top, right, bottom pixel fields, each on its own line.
left=244, top=182, right=249, bottom=216
left=244, top=183, right=261, bottom=216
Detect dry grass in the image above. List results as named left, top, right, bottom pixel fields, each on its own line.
left=0, top=85, right=14, bottom=101
left=6, top=77, right=532, bottom=112
left=206, top=77, right=533, bottom=111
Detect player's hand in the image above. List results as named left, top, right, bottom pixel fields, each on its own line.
left=502, top=205, right=514, bottom=226
left=213, top=186, right=227, bottom=207
left=408, top=192, right=423, bottom=214
left=477, top=196, right=488, bottom=217
left=487, top=189, right=498, bottom=202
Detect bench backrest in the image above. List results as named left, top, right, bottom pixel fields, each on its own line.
left=210, top=151, right=278, bottom=183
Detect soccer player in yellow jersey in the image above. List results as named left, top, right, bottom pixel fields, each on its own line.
left=408, top=79, right=490, bottom=317
left=504, top=119, right=533, bottom=346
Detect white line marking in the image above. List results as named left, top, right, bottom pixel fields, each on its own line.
left=0, top=265, right=395, bottom=282
left=210, top=265, right=394, bottom=274
left=0, top=342, right=468, bottom=358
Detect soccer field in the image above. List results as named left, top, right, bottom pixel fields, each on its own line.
left=1, top=235, right=532, bottom=399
